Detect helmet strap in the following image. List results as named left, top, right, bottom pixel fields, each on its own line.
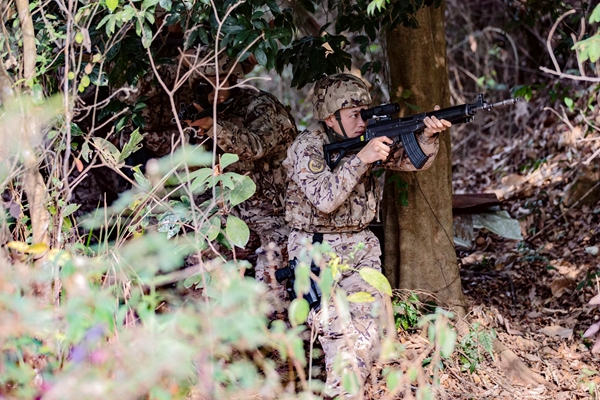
left=334, top=110, right=349, bottom=139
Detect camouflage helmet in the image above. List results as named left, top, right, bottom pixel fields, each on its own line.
left=313, top=73, right=372, bottom=120
left=194, top=51, right=245, bottom=79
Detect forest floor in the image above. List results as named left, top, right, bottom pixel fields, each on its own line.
left=368, top=89, right=600, bottom=399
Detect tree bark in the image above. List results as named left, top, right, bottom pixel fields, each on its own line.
left=15, top=0, right=52, bottom=302
left=16, top=0, right=36, bottom=81
left=383, top=1, right=466, bottom=314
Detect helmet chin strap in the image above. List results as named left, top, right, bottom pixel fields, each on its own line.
left=334, top=110, right=349, bottom=139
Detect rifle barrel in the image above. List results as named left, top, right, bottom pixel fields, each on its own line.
left=478, top=97, right=520, bottom=111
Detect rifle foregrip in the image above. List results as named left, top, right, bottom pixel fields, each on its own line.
left=400, top=131, right=428, bottom=169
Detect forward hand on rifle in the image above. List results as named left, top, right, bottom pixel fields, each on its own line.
left=356, top=105, right=451, bottom=165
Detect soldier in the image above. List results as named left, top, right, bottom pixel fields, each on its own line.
left=185, top=51, right=298, bottom=309
left=283, top=73, right=451, bottom=398
left=69, top=31, right=199, bottom=219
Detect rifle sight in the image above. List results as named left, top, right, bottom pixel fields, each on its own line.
left=361, top=103, right=400, bottom=121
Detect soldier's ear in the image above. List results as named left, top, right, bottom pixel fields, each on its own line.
left=323, top=115, right=336, bottom=128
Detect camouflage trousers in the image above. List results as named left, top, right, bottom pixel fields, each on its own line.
left=245, top=213, right=290, bottom=311
left=288, top=229, right=385, bottom=399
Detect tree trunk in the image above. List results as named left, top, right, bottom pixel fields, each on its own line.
left=16, top=0, right=52, bottom=303
left=383, top=1, right=466, bottom=314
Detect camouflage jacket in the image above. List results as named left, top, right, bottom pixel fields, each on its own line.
left=283, top=123, right=439, bottom=233
left=212, top=88, right=298, bottom=220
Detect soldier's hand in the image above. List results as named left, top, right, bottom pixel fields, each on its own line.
left=423, top=105, right=452, bottom=138
left=357, top=136, right=393, bottom=165
left=185, top=103, right=213, bottom=132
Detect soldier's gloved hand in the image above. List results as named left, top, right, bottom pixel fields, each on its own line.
left=357, top=136, right=393, bottom=164
left=423, top=105, right=452, bottom=138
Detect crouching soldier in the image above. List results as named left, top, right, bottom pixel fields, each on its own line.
left=283, top=73, right=451, bottom=397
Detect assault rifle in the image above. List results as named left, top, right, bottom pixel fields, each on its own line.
left=323, top=94, right=519, bottom=170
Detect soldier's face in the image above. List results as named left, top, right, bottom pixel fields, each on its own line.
left=324, top=106, right=368, bottom=138
left=206, top=76, right=231, bottom=104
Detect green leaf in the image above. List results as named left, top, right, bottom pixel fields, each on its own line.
left=92, top=137, right=122, bottom=167
left=590, top=4, right=600, bottom=23
left=334, top=288, right=351, bottom=324
left=225, top=214, right=249, bottom=248
left=81, top=75, right=90, bottom=88
left=220, top=153, right=239, bottom=169
left=288, top=298, right=309, bottom=327
left=417, top=386, right=433, bottom=400
left=227, top=175, right=256, bottom=207
left=347, top=291, right=375, bottom=303
left=133, top=167, right=151, bottom=191
left=106, top=0, right=118, bottom=12
left=342, top=369, right=360, bottom=395
left=254, top=47, right=268, bottom=66
left=118, top=128, right=143, bottom=162
left=159, top=0, right=172, bottom=11
left=141, top=0, right=159, bottom=10
left=386, top=369, right=402, bottom=391
left=75, top=32, right=84, bottom=44
left=62, top=203, right=80, bottom=218
left=564, top=97, right=574, bottom=109
left=359, top=267, right=392, bottom=295
left=220, top=173, right=235, bottom=190
left=158, top=212, right=181, bottom=239
left=319, top=267, right=334, bottom=299
left=80, top=141, right=91, bottom=162
left=199, top=216, right=221, bottom=241
left=588, top=39, right=600, bottom=63
left=188, top=167, right=213, bottom=183
left=439, top=326, right=457, bottom=358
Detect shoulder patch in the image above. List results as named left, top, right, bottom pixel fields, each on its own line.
left=308, top=155, right=325, bottom=174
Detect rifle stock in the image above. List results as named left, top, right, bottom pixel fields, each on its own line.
left=323, top=94, right=519, bottom=170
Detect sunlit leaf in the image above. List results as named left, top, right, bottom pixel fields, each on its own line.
left=590, top=4, right=600, bottom=23
left=359, top=267, right=392, bottom=295
left=347, top=291, right=375, bottom=303
left=7, top=241, right=30, bottom=253
left=289, top=298, right=309, bottom=327
left=106, top=0, right=118, bottom=12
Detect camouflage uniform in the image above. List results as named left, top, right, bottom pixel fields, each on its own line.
left=207, top=86, right=297, bottom=304
left=70, top=50, right=197, bottom=219
left=121, top=50, right=298, bottom=300
left=116, top=58, right=198, bottom=158
left=283, top=74, right=440, bottom=397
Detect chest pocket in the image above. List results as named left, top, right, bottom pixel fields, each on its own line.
left=342, top=174, right=378, bottom=228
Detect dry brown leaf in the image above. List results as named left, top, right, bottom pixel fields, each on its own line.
left=549, top=277, right=576, bottom=298
left=524, top=353, right=541, bottom=362
left=539, top=325, right=573, bottom=340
